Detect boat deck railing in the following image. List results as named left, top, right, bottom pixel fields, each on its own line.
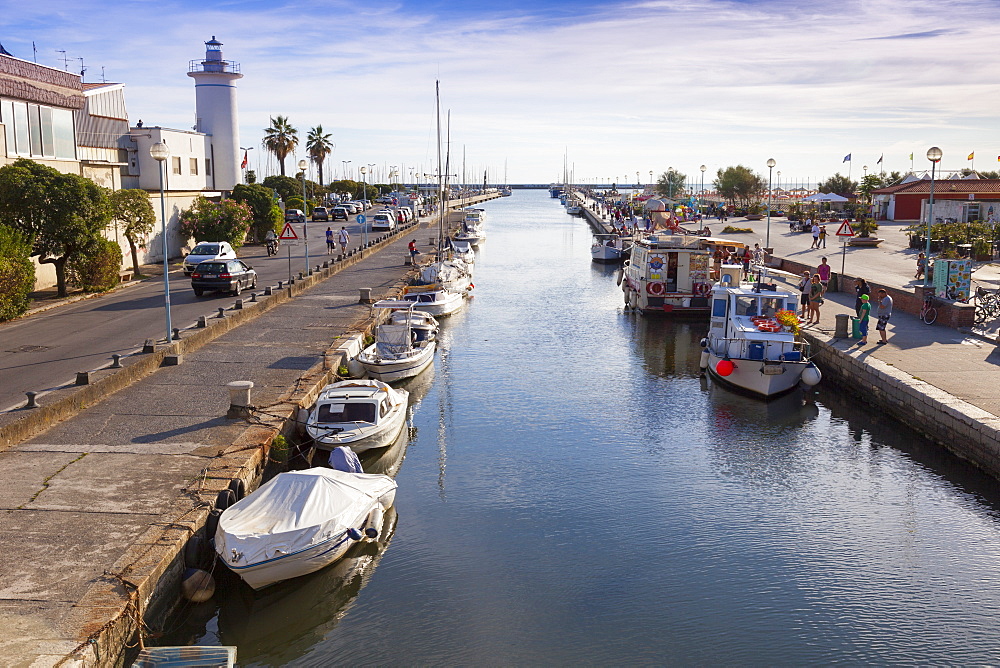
left=710, top=337, right=810, bottom=362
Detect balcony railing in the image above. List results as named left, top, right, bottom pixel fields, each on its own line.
left=188, top=60, right=241, bottom=74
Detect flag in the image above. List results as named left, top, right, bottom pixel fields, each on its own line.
left=968, top=152, right=975, bottom=161
left=843, top=154, right=851, bottom=162
left=877, top=154, right=883, bottom=165
left=909, top=152, right=914, bottom=160
left=241, top=150, right=248, bottom=169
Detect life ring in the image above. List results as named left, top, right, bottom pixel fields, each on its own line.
left=694, top=282, right=711, bottom=297
left=647, top=281, right=665, bottom=295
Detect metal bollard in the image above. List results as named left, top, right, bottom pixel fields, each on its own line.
left=277, top=281, right=283, bottom=289
left=172, top=327, right=181, bottom=340
left=25, top=391, right=39, bottom=409
left=299, top=271, right=305, bottom=280
left=359, top=288, right=373, bottom=304
left=235, top=299, right=243, bottom=310
left=250, top=292, right=257, bottom=302
left=226, top=380, right=254, bottom=419
left=217, top=307, right=226, bottom=319
left=197, top=316, right=207, bottom=328
left=142, top=339, right=156, bottom=354
left=75, top=371, right=90, bottom=386
left=111, top=354, right=123, bottom=369
left=264, top=286, right=273, bottom=296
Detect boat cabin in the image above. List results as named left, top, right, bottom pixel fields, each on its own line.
left=313, top=385, right=394, bottom=428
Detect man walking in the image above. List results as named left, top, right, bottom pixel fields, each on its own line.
left=810, top=221, right=820, bottom=249
left=338, top=226, right=350, bottom=256
left=875, top=288, right=893, bottom=344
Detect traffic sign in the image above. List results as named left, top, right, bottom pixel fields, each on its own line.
left=356, top=214, right=367, bottom=226
left=835, top=221, right=855, bottom=237
left=279, top=222, right=299, bottom=240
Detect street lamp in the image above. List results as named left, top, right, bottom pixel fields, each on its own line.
left=298, top=158, right=309, bottom=271
left=239, top=146, right=253, bottom=182
left=925, top=147, right=943, bottom=287
left=649, top=170, right=653, bottom=189
left=766, top=158, right=776, bottom=249
left=668, top=167, right=674, bottom=199
left=700, top=165, right=706, bottom=216
left=341, top=160, right=351, bottom=181
left=360, top=165, right=369, bottom=247
left=149, top=141, right=173, bottom=344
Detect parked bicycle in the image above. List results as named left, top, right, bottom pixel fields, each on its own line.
left=974, top=285, right=1000, bottom=328
left=920, top=292, right=938, bottom=325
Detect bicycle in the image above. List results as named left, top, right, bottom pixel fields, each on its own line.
left=974, top=285, right=1000, bottom=327
left=920, top=292, right=938, bottom=325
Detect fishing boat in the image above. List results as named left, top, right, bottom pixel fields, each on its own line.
left=401, top=284, right=466, bottom=317
left=699, top=264, right=821, bottom=397
left=214, top=467, right=397, bottom=590
left=357, top=301, right=436, bottom=382
left=591, top=233, right=631, bottom=264
left=620, top=234, right=745, bottom=316
left=305, top=380, right=408, bottom=452
left=454, top=209, right=486, bottom=244
left=388, top=308, right=439, bottom=342
left=451, top=239, right=475, bottom=265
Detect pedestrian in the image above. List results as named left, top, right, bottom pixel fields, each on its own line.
left=816, top=257, right=831, bottom=289
left=854, top=277, right=871, bottom=316
left=325, top=226, right=334, bottom=254
left=810, top=221, right=820, bottom=249
left=808, top=274, right=825, bottom=324
left=338, top=226, right=350, bottom=255
left=915, top=252, right=927, bottom=279
left=798, top=271, right=812, bottom=318
left=408, top=239, right=419, bottom=262
left=819, top=225, right=827, bottom=248
left=858, top=294, right=871, bottom=344
left=875, top=288, right=893, bottom=344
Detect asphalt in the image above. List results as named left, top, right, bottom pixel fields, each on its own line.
left=0, top=199, right=483, bottom=666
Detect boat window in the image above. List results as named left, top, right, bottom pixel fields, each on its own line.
left=379, top=401, right=388, bottom=418
left=316, top=402, right=376, bottom=423
left=734, top=296, right=761, bottom=316
left=712, top=299, right=727, bottom=318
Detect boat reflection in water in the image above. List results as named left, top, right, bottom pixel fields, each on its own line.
left=215, top=507, right=398, bottom=665
left=629, top=317, right=707, bottom=379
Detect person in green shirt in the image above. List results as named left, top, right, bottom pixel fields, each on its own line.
left=858, top=294, right=871, bottom=344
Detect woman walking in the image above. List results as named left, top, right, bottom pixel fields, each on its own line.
left=807, top=274, right=825, bottom=324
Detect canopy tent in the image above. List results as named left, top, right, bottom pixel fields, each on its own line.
left=802, top=192, right=848, bottom=203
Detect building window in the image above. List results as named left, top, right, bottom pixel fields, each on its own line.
left=0, top=98, right=75, bottom=160
left=205, top=159, right=211, bottom=176
left=172, top=156, right=181, bottom=175
left=189, top=157, right=199, bottom=175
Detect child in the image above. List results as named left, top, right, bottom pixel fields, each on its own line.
left=858, top=294, right=871, bottom=344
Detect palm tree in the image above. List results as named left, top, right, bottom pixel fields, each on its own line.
left=306, top=125, right=334, bottom=186
left=263, top=115, right=298, bottom=176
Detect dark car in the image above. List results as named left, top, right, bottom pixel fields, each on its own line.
left=191, top=259, right=257, bottom=297
left=331, top=206, right=349, bottom=221
left=312, top=206, right=330, bottom=222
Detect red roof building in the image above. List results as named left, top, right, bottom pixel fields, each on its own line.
left=874, top=178, right=1000, bottom=222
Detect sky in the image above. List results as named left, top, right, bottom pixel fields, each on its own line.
left=3, top=0, right=1000, bottom=187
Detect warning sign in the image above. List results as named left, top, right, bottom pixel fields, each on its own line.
left=835, top=221, right=855, bottom=237
left=279, top=222, right=299, bottom=240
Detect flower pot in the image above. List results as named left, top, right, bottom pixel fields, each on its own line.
left=847, top=237, right=883, bottom=247
left=745, top=214, right=764, bottom=220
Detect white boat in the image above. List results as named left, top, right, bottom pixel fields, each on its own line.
left=401, top=284, right=466, bottom=317
left=305, top=380, right=408, bottom=452
left=357, top=301, right=436, bottom=383
left=417, top=258, right=473, bottom=292
left=389, top=308, right=439, bottom=342
left=699, top=264, right=821, bottom=398
left=591, top=233, right=631, bottom=264
left=215, top=467, right=397, bottom=590
left=566, top=203, right=582, bottom=215
left=451, top=240, right=475, bottom=265
left=454, top=208, right=486, bottom=244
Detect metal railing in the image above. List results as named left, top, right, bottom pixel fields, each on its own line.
left=188, top=60, right=241, bottom=74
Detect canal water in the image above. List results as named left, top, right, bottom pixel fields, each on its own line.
left=177, top=190, right=1000, bottom=665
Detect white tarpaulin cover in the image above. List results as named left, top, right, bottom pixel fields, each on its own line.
left=216, top=468, right=396, bottom=567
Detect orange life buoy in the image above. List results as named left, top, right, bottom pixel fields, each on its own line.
left=694, top=282, right=711, bottom=297
left=647, top=281, right=665, bottom=295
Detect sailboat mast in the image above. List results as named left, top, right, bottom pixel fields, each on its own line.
left=435, top=81, right=444, bottom=261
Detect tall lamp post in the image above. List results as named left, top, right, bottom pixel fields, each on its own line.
left=298, top=158, right=309, bottom=272
left=149, top=142, right=173, bottom=344
left=239, top=146, right=253, bottom=182
left=668, top=167, right=674, bottom=200
left=699, top=165, right=706, bottom=216
left=360, top=165, right=369, bottom=247
left=766, top=158, right=776, bottom=249
left=925, top=147, right=943, bottom=287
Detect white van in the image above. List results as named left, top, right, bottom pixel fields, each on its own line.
left=371, top=212, right=396, bottom=231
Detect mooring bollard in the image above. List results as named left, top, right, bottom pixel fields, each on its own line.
left=142, top=339, right=156, bottom=354
left=111, top=354, right=123, bottom=369
left=277, top=281, right=283, bottom=290
left=197, top=316, right=207, bottom=328
left=834, top=313, right=849, bottom=339
left=226, top=380, right=254, bottom=419
left=235, top=299, right=243, bottom=310
left=250, top=292, right=257, bottom=302
left=299, top=271, right=305, bottom=280
left=25, top=391, right=39, bottom=409
left=75, top=371, right=90, bottom=386
left=172, top=327, right=181, bottom=340
left=359, top=288, right=373, bottom=304
left=217, top=307, right=226, bottom=319
left=264, top=286, right=273, bottom=296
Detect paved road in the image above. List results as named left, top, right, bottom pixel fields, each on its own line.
left=0, top=209, right=405, bottom=414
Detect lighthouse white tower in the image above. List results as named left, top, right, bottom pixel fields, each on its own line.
left=187, top=36, right=242, bottom=191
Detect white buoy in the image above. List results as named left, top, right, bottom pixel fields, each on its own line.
left=347, top=358, right=365, bottom=378
left=801, top=362, right=822, bottom=386
left=699, top=350, right=710, bottom=370
left=181, top=568, right=216, bottom=602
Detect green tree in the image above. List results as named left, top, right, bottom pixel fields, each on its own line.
left=178, top=197, right=252, bottom=249
left=246, top=169, right=257, bottom=184
left=713, top=165, right=766, bottom=207
left=232, top=183, right=282, bottom=242
left=306, top=125, right=334, bottom=186
left=0, top=224, right=35, bottom=321
left=263, top=115, right=298, bottom=176
left=67, top=236, right=123, bottom=292
left=818, top=173, right=857, bottom=196
left=654, top=170, right=687, bottom=199
left=0, top=158, right=111, bottom=297
left=262, top=175, right=301, bottom=202
left=109, top=188, right=156, bottom=278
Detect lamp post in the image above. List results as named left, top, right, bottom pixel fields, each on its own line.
left=149, top=142, right=173, bottom=344
left=699, top=164, right=706, bottom=216
left=766, top=158, right=776, bottom=249
left=925, top=147, right=942, bottom=287
left=239, top=146, right=253, bottom=182
left=668, top=167, right=674, bottom=200
left=360, top=165, right=369, bottom=247
left=649, top=170, right=653, bottom=190
left=298, top=158, right=309, bottom=272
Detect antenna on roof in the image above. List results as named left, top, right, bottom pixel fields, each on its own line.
left=78, top=57, right=86, bottom=82
left=56, top=49, right=69, bottom=70
left=101, top=66, right=106, bottom=83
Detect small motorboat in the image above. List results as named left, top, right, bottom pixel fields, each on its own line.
left=305, top=379, right=408, bottom=452
left=388, top=307, right=439, bottom=342
left=451, top=239, right=475, bottom=265
left=402, top=284, right=466, bottom=317
left=215, top=467, right=397, bottom=590
left=417, top=259, right=473, bottom=292
left=357, top=301, right=437, bottom=383
left=591, top=233, right=631, bottom=264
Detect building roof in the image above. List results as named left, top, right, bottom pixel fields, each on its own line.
left=874, top=179, right=1000, bottom=195
left=82, top=82, right=122, bottom=91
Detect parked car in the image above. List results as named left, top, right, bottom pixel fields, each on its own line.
left=285, top=209, right=306, bottom=223
left=332, top=206, right=349, bottom=221
left=191, top=259, right=258, bottom=297
left=376, top=196, right=393, bottom=204
left=182, top=241, right=237, bottom=276
left=311, top=206, right=330, bottom=222
left=371, top=212, right=396, bottom=231
left=340, top=202, right=358, bottom=214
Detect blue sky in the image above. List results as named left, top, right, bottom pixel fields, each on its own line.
left=2, top=0, right=999, bottom=186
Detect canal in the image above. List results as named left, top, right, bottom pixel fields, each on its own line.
left=177, top=190, right=1000, bottom=665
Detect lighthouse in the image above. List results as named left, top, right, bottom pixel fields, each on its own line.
left=187, top=36, right=242, bottom=191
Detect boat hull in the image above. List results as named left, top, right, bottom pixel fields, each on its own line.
left=705, top=352, right=807, bottom=397
left=358, top=341, right=436, bottom=383
left=308, top=401, right=407, bottom=453
left=592, top=247, right=628, bottom=264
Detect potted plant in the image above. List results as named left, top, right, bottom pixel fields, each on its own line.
left=745, top=202, right=764, bottom=221
left=848, top=217, right=883, bottom=247
left=973, top=238, right=993, bottom=261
